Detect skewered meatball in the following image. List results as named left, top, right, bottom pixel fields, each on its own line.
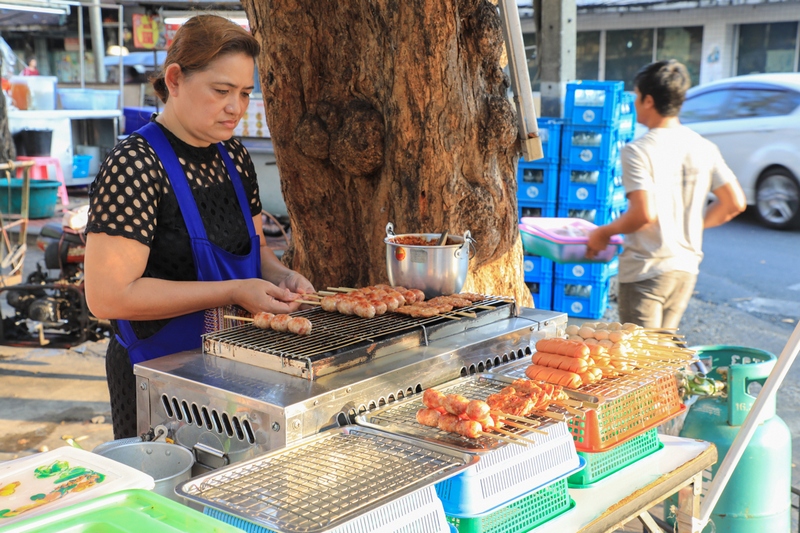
left=270, top=314, right=292, bottom=332
left=465, top=400, right=491, bottom=421
left=416, top=408, right=441, bottom=428
left=287, top=317, right=313, bottom=335
left=368, top=298, right=388, bottom=315
left=442, top=394, right=470, bottom=416
left=456, top=419, right=483, bottom=439
left=353, top=300, right=376, bottom=318
left=422, top=389, right=447, bottom=411
left=253, top=312, right=275, bottom=329
left=409, top=289, right=426, bottom=302
left=320, top=296, right=338, bottom=312
left=438, top=413, right=460, bottom=433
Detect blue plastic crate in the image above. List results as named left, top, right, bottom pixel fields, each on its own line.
left=558, top=164, right=624, bottom=206
left=523, top=255, right=554, bottom=282
left=536, top=117, right=562, bottom=163
left=526, top=276, right=553, bottom=310
left=555, top=256, right=619, bottom=282
left=619, top=92, right=636, bottom=136
left=518, top=200, right=556, bottom=221
left=561, top=125, right=621, bottom=167
left=518, top=162, right=558, bottom=203
left=564, top=80, right=625, bottom=127
left=557, top=198, right=627, bottom=226
left=552, top=277, right=610, bottom=319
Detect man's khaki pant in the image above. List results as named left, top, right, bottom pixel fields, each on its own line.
left=618, top=271, right=697, bottom=329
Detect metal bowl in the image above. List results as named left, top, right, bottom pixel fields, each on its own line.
left=384, top=222, right=476, bottom=299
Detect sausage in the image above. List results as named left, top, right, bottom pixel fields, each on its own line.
left=422, top=389, right=447, bottom=410
left=525, top=364, right=583, bottom=389
left=320, top=296, right=338, bottom=313
left=353, top=300, right=376, bottom=319
left=253, top=312, right=274, bottom=329
left=409, top=289, right=426, bottom=302
left=587, top=344, right=607, bottom=357
left=456, top=419, right=483, bottom=439
left=368, top=298, right=388, bottom=315
left=270, top=314, right=292, bottom=332
left=287, top=316, right=313, bottom=335
left=382, top=295, right=402, bottom=311
left=535, top=338, right=590, bottom=359
left=335, top=298, right=357, bottom=315
left=532, top=351, right=588, bottom=374
left=465, top=400, right=491, bottom=421
left=438, top=413, right=460, bottom=433
left=416, top=408, right=441, bottom=428
left=442, top=394, right=470, bottom=417
left=401, top=290, right=418, bottom=304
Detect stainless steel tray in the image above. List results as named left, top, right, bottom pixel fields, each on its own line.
left=355, top=373, right=585, bottom=453
left=176, top=425, right=477, bottom=533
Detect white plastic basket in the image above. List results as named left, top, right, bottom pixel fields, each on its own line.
left=0, top=446, right=155, bottom=528
left=204, top=485, right=451, bottom=533
left=356, top=374, right=583, bottom=516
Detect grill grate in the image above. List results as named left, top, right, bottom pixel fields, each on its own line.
left=359, top=374, right=570, bottom=453
left=178, top=427, right=475, bottom=533
left=202, top=298, right=513, bottom=377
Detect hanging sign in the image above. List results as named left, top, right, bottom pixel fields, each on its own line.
left=133, top=14, right=162, bottom=49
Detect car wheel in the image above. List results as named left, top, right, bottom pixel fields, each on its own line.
left=755, top=167, right=800, bottom=230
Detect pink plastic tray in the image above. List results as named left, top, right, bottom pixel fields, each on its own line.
left=519, top=217, right=623, bottom=264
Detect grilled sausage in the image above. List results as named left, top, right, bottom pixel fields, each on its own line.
left=253, top=312, right=274, bottom=329
left=287, top=316, right=313, bottom=335
left=270, top=314, right=292, bottom=332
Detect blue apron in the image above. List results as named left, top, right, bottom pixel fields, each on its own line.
left=116, top=122, right=262, bottom=365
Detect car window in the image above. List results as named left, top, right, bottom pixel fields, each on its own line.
left=680, top=89, right=733, bottom=123
left=727, top=89, right=800, bottom=118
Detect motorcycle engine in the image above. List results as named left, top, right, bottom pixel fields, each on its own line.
left=6, top=286, right=76, bottom=329
left=27, top=298, right=66, bottom=325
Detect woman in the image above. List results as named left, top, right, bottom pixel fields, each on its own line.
left=85, top=15, right=314, bottom=439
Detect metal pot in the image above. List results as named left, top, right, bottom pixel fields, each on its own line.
left=93, top=440, right=194, bottom=502
left=384, top=222, right=476, bottom=299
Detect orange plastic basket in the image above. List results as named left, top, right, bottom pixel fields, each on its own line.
left=569, top=371, right=685, bottom=452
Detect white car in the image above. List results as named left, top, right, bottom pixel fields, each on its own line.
left=678, top=73, right=800, bottom=230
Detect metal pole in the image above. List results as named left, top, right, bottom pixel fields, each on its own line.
left=89, top=0, right=106, bottom=82
left=537, top=0, right=576, bottom=119
left=78, top=5, right=85, bottom=88
left=698, top=319, right=800, bottom=529
left=118, top=5, right=124, bottom=115
left=497, top=0, right=542, bottom=162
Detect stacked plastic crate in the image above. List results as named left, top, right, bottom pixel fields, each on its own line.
left=519, top=118, right=561, bottom=309
left=551, top=81, right=636, bottom=318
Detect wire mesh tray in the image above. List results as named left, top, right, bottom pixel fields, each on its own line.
left=355, top=374, right=582, bottom=515
left=494, top=359, right=685, bottom=452
left=176, top=426, right=477, bottom=533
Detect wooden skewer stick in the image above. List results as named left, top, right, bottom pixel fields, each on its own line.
left=473, top=305, right=495, bottom=310
left=224, top=315, right=253, bottom=322
left=303, top=293, right=323, bottom=299
left=539, top=410, right=566, bottom=421
left=493, top=428, right=536, bottom=446
left=552, top=403, right=584, bottom=416
left=337, top=287, right=359, bottom=292
left=454, top=311, right=478, bottom=318
left=440, top=314, right=461, bottom=321
left=558, top=398, right=586, bottom=408
left=317, top=290, right=338, bottom=296
left=497, top=418, right=548, bottom=435
left=478, top=431, right=527, bottom=447
left=494, top=412, right=540, bottom=423
left=297, top=300, right=322, bottom=306
left=326, top=287, right=352, bottom=293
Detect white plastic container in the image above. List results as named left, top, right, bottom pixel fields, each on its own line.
left=9, top=76, right=57, bottom=111
left=0, top=446, right=155, bottom=528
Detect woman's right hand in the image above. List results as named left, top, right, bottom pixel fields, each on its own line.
left=231, top=278, right=302, bottom=315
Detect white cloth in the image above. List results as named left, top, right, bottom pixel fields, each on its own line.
left=618, top=126, right=738, bottom=283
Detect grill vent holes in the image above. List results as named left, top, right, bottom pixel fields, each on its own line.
left=339, top=383, right=423, bottom=425
left=160, top=395, right=255, bottom=444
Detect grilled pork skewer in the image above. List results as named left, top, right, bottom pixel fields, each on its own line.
left=223, top=313, right=313, bottom=335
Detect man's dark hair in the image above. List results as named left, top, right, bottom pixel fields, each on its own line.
left=633, top=60, right=691, bottom=117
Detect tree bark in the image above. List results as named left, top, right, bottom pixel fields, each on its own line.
left=241, top=0, right=533, bottom=307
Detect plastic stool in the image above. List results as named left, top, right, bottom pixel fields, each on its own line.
left=15, top=156, right=69, bottom=206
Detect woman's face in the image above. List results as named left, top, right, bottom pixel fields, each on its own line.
left=169, top=52, right=255, bottom=146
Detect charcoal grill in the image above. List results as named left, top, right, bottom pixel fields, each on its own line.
left=134, top=304, right=567, bottom=470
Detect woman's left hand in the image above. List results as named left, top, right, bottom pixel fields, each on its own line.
left=277, top=270, right=316, bottom=295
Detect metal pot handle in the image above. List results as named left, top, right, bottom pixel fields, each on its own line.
left=455, top=231, right=477, bottom=259
left=386, top=222, right=396, bottom=237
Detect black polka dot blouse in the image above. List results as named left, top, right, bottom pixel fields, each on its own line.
left=86, top=119, right=262, bottom=339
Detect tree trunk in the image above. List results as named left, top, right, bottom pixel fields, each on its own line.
left=241, top=0, right=533, bottom=307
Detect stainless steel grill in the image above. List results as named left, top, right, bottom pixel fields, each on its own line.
left=177, top=426, right=477, bottom=533
left=203, top=298, right=514, bottom=379
left=136, top=306, right=568, bottom=469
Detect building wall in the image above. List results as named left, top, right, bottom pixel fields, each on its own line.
left=576, top=2, right=800, bottom=84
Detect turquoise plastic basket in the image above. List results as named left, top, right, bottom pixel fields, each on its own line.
left=568, top=429, right=663, bottom=488
left=446, top=478, right=575, bottom=533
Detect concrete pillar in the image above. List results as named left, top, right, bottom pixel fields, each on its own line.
left=700, top=20, right=736, bottom=84
left=89, top=0, right=106, bottom=83
left=536, top=0, right=576, bottom=118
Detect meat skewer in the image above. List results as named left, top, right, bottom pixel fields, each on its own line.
left=224, top=313, right=313, bottom=336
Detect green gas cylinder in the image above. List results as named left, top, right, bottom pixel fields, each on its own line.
left=666, top=346, right=791, bottom=532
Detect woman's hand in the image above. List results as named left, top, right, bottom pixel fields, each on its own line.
left=231, top=278, right=303, bottom=315
left=276, top=270, right=316, bottom=295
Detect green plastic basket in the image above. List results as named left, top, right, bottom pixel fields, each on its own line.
left=2, top=489, right=241, bottom=533
left=446, top=478, right=574, bottom=533
left=568, top=429, right=663, bottom=488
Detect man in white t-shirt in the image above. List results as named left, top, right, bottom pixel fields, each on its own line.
left=586, top=60, right=746, bottom=329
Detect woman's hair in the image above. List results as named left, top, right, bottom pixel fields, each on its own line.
left=151, top=14, right=260, bottom=103
left=633, top=60, right=691, bottom=117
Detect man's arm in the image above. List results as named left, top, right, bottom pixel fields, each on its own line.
left=586, top=190, right=655, bottom=258
left=704, top=181, right=746, bottom=229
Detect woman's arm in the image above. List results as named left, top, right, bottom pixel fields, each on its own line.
left=84, top=232, right=302, bottom=320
